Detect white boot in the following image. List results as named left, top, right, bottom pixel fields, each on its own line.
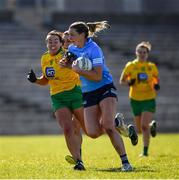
left=115, top=113, right=129, bottom=137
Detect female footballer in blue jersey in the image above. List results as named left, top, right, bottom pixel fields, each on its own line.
left=65, top=21, right=133, bottom=171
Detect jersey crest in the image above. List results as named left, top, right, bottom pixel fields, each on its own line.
left=45, top=67, right=55, bottom=78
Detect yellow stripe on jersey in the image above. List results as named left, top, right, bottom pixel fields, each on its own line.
left=122, top=59, right=159, bottom=100
left=41, top=48, right=81, bottom=95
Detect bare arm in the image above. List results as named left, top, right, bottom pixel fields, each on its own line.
left=120, top=73, right=136, bottom=87
left=36, top=75, right=49, bottom=85
left=27, top=69, right=48, bottom=85
left=72, top=61, right=102, bottom=81
left=80, top=66, right=102, bottom=81
left=119, top=73, right=128, bottom=86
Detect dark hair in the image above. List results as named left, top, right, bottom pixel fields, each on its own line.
left=46, top=30, right=63, bottom=42
left=69, top=21, right=110, bottom=38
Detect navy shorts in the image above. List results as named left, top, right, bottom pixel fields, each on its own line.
left=82, top=83, right=118, bottom=108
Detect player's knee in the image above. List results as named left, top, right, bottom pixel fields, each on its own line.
left=73, top=126, right=81, bottom=135
left=63, top=126, right=73, bottom=136
left=104, top=128, right=114, bottom=135
left=102, top=122, right=114, bottom=135
left=86, top=131, right=100, bottom=139
left=141, top=124, right=149, bottom=132
left=101, top=121, right=114, bottom=132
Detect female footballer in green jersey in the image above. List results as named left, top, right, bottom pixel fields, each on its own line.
left=61, top=30, right=84, bottom=165
left=27, top=30, right=86, bottom=170
left=120, top=42, right=160, bottom=156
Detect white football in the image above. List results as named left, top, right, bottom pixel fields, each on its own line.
left=77, top=57, right=92, bottom=71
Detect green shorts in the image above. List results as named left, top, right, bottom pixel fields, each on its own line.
left=130, top=98, right=156, bottom=116
left=51, top=86, right=83, bottom=112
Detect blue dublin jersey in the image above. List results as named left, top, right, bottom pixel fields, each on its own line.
left=68, top=38, right=113, bottom=93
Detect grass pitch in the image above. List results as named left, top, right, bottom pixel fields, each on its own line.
left=0, top=134, right=179, bottom=179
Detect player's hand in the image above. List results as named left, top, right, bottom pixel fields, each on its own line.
left=27, top=69, right=37, bottom=83
left=154, top=84, right=160, bottom=91
left=59, top=57, right=68, bottom=67
left=65, top=51, right=77, bottom=63
left=59, top=51, right=77, bottom=68
left=59, top=57, right=72, bottom=68
left=72, top=60, right=82, bottom=73
left=127, top=79, right=136, bottom=86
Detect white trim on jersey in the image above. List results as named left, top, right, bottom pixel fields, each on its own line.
left=93, top=58, right=103, bottom=65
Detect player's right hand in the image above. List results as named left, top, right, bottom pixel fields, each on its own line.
left=59, top=58, right=71, bottom=68
left=127, top=79, right=136, bottom=86
left=27, top=69, right=37, bottom=83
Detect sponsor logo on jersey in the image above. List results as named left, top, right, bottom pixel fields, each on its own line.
left=46, top=67, right=55, bottom=77
left=138, top=73, right=148, bottom=82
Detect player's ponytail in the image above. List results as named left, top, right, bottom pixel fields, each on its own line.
left=69, top=21, right=110, bottom=38
left=86, top=21, right=110, bottom=37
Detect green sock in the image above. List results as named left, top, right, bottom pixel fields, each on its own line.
left=143, top=146, right=148, bottom=156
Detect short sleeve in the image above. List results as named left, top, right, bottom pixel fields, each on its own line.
left=121, top=62, right=132, bottom=77
left=90, top=47, right=103, bottom=67
left=41, top=55, right=45, bottom=76
left=152, top=64, right=159, bottom=77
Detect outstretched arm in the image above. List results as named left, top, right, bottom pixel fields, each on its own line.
left=36, top=75, right=49, bottom=85
left=27, top=69, right=48, bottom=85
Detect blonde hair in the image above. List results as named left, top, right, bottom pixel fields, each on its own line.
left=136, top=41, right=152, bottom=52
left=87, top=21, right=110, bottom=37
left=69, top=21, right=110, bottom=38
left=63, top=30, right=69, bottom=36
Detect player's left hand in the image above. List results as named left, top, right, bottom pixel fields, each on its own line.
left=154, top=84, right=160, bottom=91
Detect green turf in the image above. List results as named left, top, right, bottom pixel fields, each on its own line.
left=0, top=134, right=179, bottom=179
